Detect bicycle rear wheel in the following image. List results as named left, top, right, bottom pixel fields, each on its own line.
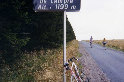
left=90, top=43, right=92, bottom=48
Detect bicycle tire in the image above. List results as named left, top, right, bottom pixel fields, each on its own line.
left=71, top=75, right=76, bottom=82
left=90, top=43, right=92, bottom=48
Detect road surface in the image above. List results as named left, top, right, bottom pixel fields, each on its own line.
left=81, top=41, right=124, bottom=82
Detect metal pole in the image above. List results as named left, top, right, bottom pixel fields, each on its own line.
left=63, top=11, right=66, bottom=82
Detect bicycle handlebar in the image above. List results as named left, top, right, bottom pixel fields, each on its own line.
left=64, top=62, right=70, bottom=70
left=64, top=57, right=78, bottom=70
left=68, top=57, right=78, bottom=62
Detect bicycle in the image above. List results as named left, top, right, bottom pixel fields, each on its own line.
left=102, top=42, right=107, bottom=50
left=64, top=57, right=90, bottom=82
left=90, top=42, right=92, bottom=48
left=90, top=36, right=93, bottom=48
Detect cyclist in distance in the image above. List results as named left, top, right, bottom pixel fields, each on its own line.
left=102, top=38, right=107, bottom=49
left=90, top=36, right=93, bottom=48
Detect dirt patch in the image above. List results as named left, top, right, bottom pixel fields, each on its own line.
left=79, top=42, right=110, bottom=82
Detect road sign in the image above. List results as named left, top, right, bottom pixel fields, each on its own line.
left=33, top=1, right=81, bottom=82
left=33, top=0, right=81, bottom=12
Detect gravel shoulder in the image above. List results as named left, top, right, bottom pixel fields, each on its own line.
left=79, top=41, right=110, bottom=82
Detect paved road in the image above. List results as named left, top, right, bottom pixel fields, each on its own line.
left=81, top=41, right=124, bottom=82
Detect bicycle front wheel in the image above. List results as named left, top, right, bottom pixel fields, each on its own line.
left=71, top=75, right=77, bottom=82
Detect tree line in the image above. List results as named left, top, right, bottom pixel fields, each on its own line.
left=0, top=0, right=76, bottom=64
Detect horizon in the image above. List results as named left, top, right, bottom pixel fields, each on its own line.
left=79, top=39, right=124, bottom=41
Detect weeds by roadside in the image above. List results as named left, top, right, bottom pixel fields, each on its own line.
left=0, top=40, right=80, bottom=82
left=94, top=40, right=124, bottom=52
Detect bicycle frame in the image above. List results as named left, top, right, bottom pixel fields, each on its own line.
left=70, top=62, right=82, bottom=82
left=90, top=42, right=92, bottom=48
left=64, top=57, right=83, bottom=82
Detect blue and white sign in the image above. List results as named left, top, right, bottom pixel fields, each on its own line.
left=33, top=0, right=81, bottom=12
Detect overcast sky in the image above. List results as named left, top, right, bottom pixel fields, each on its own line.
left=67, top=0, right=124, bottom=40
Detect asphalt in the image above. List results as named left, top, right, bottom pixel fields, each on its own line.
left=81, top=41, right=124, bottom=82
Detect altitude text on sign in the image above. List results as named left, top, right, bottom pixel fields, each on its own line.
left=33, top=0, right=81, bottom=12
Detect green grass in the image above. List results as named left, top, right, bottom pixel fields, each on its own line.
left=0, top=40, right=80, bottom=82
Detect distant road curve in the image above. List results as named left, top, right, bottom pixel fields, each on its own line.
left=81, top=41, right=124, bottom=82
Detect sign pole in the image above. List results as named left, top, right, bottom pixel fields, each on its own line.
left=63, top=10, right=66, bottom=82
left=33, top=1, right=81, bottom=82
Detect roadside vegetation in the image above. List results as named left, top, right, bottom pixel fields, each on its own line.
left=94, top=40, right=124, bottom=51
left=0, top=40, right=79, bottom=82
left=0, top=0, right=78, bottom=82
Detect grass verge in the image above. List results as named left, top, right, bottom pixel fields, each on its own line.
left=94, top=40, right=124, bottom=52
left=0, top=40, right=80, bottom=82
